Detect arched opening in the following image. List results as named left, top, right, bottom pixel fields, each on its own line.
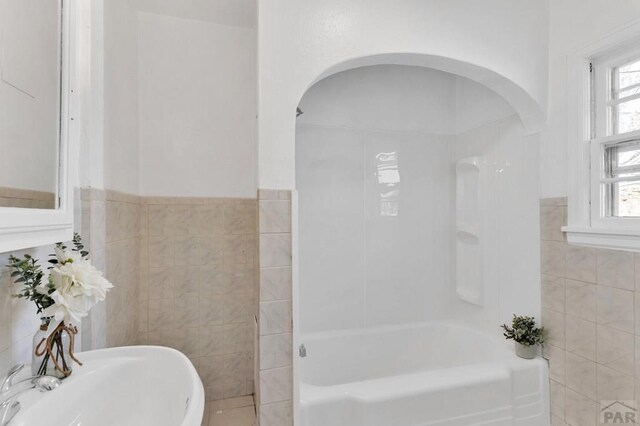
left=293, top=63, right=544, bottom=425
left=299, top=53, right=545, bottom=134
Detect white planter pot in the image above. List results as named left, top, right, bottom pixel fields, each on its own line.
left=514, top=342, right=537, bottom=359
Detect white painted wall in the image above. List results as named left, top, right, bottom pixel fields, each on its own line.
left=104, top=0, right=140, bottom=195
left=137, top=12, right=257, bottom=198
left=0, top=0, right=59, bottom=193
left=90, top=2, right=258, bottom=198
left=296, top=66, right=540, bottom=336
left=259, top=0, right=549, bottom=190
left=135, top=0, right=256, bottom=29
left=542, top=0, right=640, bottom=198
left=77, top=0, right=105, bottom=191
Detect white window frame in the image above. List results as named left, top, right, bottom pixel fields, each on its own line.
left=565, top=20, right=640, bottom=251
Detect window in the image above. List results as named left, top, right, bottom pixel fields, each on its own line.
left=603, top=140, right=640, bottom=217
left=591, top=50, right=640, bottom=223
left=613, top=59, right=640, bottom=134
left=565, top=25, right=640, bottom=251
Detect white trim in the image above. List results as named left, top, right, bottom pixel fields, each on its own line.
left=601, top=176, right=640, bottom=184
left=593, top=61, right=610, bottom=138
left=609, top=91, right=640, bottom=105
left=567, top=18, right=640, bottom=251
left=0, top=0, right=78, bottom=253
left=615, top=80, right=640, bottom=94
left=592, top=128, right=640, bottom=145
left=563, top=226, right=640, bottom=252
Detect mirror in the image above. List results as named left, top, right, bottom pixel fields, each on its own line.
left=0, top=0, right=62, bottom=210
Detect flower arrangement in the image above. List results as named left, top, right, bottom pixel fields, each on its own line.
left=8, top=234, right=113, bottom=377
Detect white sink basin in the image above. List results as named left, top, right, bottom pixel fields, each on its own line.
left=10, top=346, right=204, bottom=426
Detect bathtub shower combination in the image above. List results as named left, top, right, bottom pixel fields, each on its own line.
left=296, top=65, right=548, bottom=425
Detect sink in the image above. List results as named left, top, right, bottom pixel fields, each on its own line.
left=9, top=346, right=204, bottom=426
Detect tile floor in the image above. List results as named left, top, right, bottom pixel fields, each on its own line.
left=202, top=396, right=256, bottom=426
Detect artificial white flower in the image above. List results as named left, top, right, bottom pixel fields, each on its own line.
left=42, top=248, right=113, bottom=324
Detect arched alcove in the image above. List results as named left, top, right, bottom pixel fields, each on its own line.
left=300, top=53, right=544, bottom=134
left=293, top=62, right=544, bottom=425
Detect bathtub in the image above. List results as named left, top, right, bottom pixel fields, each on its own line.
left=299, top=322, right=549, bottom=426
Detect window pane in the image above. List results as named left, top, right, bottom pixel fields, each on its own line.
left=617, top=97, right=640, bottom=134
left=619, top=59, right=640, bottom=90
left=605, top=142, right=640, bottom=174
left=616, top=146, right=640, bottom=168
left=614, top=181, right=640, bottom=217
left=619, top=85, right=640, bottom=100
left=604, top=140, right=640, bottom=217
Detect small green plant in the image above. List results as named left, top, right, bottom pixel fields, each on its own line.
left=7, top=253, right=53, bottom=315
left=7, top=233, right=89, bottom=316
left=501, top=315, right=545, bottom=347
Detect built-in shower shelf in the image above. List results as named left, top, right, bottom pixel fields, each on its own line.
left=455, top=156, right=484, bottom=307
left=456, top=225, right=479, bottom=240
left=457, top=287, right=483, bottom=304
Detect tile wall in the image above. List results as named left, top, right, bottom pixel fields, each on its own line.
left=0, top=190, right=259, bottom=406
left=137, top=197, right=257, bottom=401
left=258, top=189, right=294, bottom=426
left=104, top=190, right=143, bottom=347
left=78, top=188, right=107, bottom=350
left=541, top=197, right=640, bottom=426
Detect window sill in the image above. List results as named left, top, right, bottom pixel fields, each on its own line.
left=562, top=226, right=640, bottom=251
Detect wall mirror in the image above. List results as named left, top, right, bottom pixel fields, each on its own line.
left=0, top=0, right=77, bottom=252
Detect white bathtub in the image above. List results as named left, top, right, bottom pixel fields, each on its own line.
left=299, top=322, right=549, bottom=426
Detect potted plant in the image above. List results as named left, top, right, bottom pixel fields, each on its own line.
left=500, top=315, right=545, bottom=359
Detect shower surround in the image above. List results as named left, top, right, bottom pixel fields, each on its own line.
left=293, top=65, right=543, bottom=426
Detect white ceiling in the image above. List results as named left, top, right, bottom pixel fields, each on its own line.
left=134, top=0, right=256, bottom=29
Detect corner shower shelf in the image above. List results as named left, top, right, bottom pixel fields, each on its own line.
left=455, top=157, right=484, bottom=307
left=456, top=224, right=479, bottom=239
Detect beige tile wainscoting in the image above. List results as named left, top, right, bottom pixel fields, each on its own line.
left=79, top=188, right=108, bottom=350
left=541, top=197, right=640, bottom=426
left=0, top=189, right=259, bottom=407
left=105, top=190, right=143, bottom=347
left=137, top=196, right=258, bottom=401
left=258, top=189, right=294, bottom=426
